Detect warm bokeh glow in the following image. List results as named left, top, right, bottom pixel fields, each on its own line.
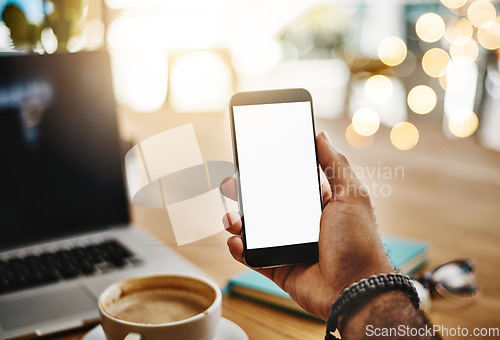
left=444, top=18, right=473, bottom=43
left=119, top=54, right=168, bottom=112
left=467, top=0, right=496, bottom=28
left=407, top=85, right=437, bottom=115
left=439, top=72, right=448, bottom=90
left=450, top=37, right=478, bottom=64
left=169, top=51, right=233, bottom=113
left=416, top=13, right=445, bottom=43
left=86, top=20, right=106, bottom=50
left=390, top=122, right=419, bottom=151
left=231, top=38, right=282, bottom=77
left=41, top=27, right=58, bottom=54
left=364, top=75, right=393, bottom=104
left=440, top=0, right=467, bottom=9
left=422, top=48, right=450, bottom=78
left=107, top=12, right=219, bottom=52
left=352, top=108, right=380, bottom=137
left=478, top=19, right=500, bottom=50
left=345, top=124, right=374, bottom=149
left=445, top=62, right=469, bottom=93
left=378, top=36, right=407, bottom=67
left=448, top=110, right=479, bottom=137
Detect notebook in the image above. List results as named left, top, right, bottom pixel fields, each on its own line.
left=226, top=234, right=428, bottom=317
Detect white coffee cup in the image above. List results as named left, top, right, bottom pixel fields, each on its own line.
left=98, top=273, right=222, bottom=340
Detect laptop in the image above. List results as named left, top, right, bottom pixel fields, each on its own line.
left=0, top=51, right=207, bottom=339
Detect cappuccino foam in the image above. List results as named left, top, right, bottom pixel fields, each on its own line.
left=107, top=288, right=210, bottom=324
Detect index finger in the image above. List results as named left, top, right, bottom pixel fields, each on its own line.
left=220, top=176, right=238, bottom=201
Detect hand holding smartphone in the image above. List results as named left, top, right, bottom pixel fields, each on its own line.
left=229, top=88, right=322, bottom=268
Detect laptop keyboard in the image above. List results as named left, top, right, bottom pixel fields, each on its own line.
left=0, top=240, right=141, bottom=295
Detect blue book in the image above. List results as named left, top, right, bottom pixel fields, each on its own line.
left=226, top=234, right=428, bottom=317
left=380, top=234, right=429, bottom=275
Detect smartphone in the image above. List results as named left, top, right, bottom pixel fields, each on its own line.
left=229, top=88, right=322, bottom=268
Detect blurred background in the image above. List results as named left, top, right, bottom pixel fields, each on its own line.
left=1, top=0, right=500, bottom=151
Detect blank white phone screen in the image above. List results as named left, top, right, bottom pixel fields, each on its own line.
left=233, top=101, right=322, bottom=249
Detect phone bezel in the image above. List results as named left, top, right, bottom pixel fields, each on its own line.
left=229, top=88, right=322, bottom=268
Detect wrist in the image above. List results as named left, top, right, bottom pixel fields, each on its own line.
left=325, top=273, right=420, bottom=339
left=338, top=290, right=410, bottom=337
left=327, top=261, right=394, bottom=317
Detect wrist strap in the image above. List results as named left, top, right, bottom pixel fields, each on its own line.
left=325, top=273, right=420, bottom=340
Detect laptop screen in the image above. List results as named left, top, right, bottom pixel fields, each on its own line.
left=0, top=51, right=129, bottom=250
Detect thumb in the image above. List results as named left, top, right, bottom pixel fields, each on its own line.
left=316, top=132, right=366, bottom=203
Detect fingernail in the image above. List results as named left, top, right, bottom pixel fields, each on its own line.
left=220, top=176, right=231, bottom=186
left=321, top=131, right=333, bottom=146
left=222, top=214, right=230, bottom=230
left=219, top=177, right=229, bottom=194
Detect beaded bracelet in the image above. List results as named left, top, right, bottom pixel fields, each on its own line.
left=325, top=273, right=420, bottom=340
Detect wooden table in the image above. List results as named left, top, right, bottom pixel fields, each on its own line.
left=56, top=109, right=500, bottom=339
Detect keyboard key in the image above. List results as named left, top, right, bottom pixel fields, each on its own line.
left=0, top=239, right=139, bottom=295
left=78, top=261, right=95, bottom=275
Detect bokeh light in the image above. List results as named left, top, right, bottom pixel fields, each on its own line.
left=416, top=13, right=445, bottom=43
left=345, top=124, right=374, bottom=149
left=390, top=122, right=419, bottom=151
left=467, top=0, right=496, bottom=28
left=86, top=20, right=106, bottom=50
left=378, top=36, right=407, bottom=67
left=450, top=37, right=478, bottom=64
left=444, top=62, right=469, bottom=92
left=41, top=27, right=58, bottom=54
left=422, top=48, right=450, bottom=78
left=478, top=19, right=500, bottom=50
left=440, top=0, right=467, bottom=9
left=364, top=75, right=393, bottom=104
left=448, top=110, right=479, bottom=137
left=169, top=51, right=233, bottom=113
left=352, top=108, right=380, bottom=136
left=444, top=17, right=473, bottom=43
left=231, top=38, right=282, bottom=77
left=439, top=72, right=448, bottom=90
left=121, top=54, right=168, bottom=112
left=407, top=85, right=437, bottom=115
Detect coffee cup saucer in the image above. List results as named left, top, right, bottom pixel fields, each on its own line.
left=83, top=317, right=248, bottom=340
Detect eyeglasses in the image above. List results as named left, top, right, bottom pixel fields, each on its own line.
left=411, top=259, right=478, bottom=309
